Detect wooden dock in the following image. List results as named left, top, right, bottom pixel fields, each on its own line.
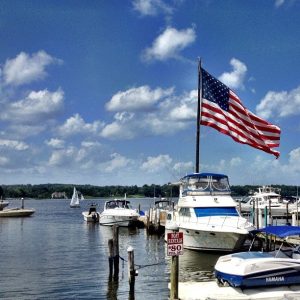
left=170, top=281, right=300, bottom=299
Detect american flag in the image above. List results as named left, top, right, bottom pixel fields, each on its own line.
left=200, top=68, right=281, bottom=158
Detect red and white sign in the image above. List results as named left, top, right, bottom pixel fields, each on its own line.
left=167, top=232, right=183, bottom=256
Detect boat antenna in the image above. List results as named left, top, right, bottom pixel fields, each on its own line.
left=195, top=58, right=202, bottom=173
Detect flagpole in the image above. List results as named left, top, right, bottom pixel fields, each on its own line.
left=195, top=58, right=202, bottom=173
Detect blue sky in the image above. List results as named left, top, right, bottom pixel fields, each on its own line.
left=0, top=0, right=299, bottom=186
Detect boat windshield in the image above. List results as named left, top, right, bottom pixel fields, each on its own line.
left=181, top=173, right=231, bottom=195
left=105, top=200, right=132, bottom=209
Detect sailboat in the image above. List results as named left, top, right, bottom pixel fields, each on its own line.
left=70, top=187, right=80, bottom=208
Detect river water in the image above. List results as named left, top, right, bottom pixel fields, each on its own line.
left=0, top=198, right=220, bottom=300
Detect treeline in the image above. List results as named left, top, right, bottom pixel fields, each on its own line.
left=0, top=184, right=178, bottom=199
left=0, top=184, right=298, bottom=200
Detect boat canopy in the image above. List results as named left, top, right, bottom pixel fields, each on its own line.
left=180, top=173, right=231, bottom=196
left=253, top=225, right=300, bottom=238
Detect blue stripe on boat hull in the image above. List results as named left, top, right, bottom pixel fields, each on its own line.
left=215, top=267, right=300, bottom=288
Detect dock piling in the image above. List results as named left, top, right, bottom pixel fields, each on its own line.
left=170, top=229, right=179, bottom=300
left=127, top=246, right=136, bottom=299
left=108, top=238, right=114, bottom=280
left=113, top=225, right=119, bottom=280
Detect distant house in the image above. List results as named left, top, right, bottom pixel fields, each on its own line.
left=51, top=192, right=67, bottom=199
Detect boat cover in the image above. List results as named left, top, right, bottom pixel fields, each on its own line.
left=252, top=225, right=300, bottom=238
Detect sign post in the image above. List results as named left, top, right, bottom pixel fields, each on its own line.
left=168, top=231, right=183, bottom=299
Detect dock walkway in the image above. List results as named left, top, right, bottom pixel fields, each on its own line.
left=172, top=281, right=300, bottom=300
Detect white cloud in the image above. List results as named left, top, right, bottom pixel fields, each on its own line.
left=288, top=147, right=300, bottom=172
left=173, top=161, right=193, bottom=173
left=0, top=139, right=29, bottom=150
left=141, top=154, right=172, bottom=173
left=142, top=26, right=196, bottom=61
left=256, top=85, right=300, bottom=119
left=48, top=147, right=77, bottom=166
left=57, top=114, right=104, bottom=137
left=275, top=0, right=285, bottom=7
left=101, top=112, right=137, bottom=139
left=106, top=85, right=174, bottom=112
left=0, top=156, right=9, bottom=166
left=101, top=86, right=196, bottom=140
left=104, top=153, right=131, bottom=172
left=169, top=90, right=197, bottom=121
left=0, top=89, right=64, bottom=124
left=132, top=0, right=173, bottom=16
left=45, top=138, right=65, bottom=149
left=2, top=50, right=61, bottom=86
left=230, top=157, right=242, bottom=167
left=219, top=58, right=247, bottom=90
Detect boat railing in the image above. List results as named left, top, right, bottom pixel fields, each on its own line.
left=179, top=215, right=250, bottom=230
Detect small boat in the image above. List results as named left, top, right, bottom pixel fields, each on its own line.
left=70, top=187, right=80, bottom=208
left=0, top=207, right=35, bottom=217
left=82, top=204, right=100, bottom=222
left=0, top=198, right=35, bottom=217
left=99, top=199, right=140, bottom=227
left=165, top=173, right=254, bottom=252
left=215, top=225, right=300, bottom=288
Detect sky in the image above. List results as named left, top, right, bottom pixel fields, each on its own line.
left=0, top=0, right=300, bottom=187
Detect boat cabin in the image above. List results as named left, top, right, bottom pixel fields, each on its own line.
left=105, top=199, right=132, bottom=210
left=180, top=173, right=231, bottom=196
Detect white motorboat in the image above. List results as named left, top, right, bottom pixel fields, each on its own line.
left=215, top=225, right=300, bottom=288
left=82, top=203, right=100, bottom=222
left=0, top=207, right=35, bottom=217
left=165, top=173, right=254, bottom=252
left=99, top=199, right=140, bottom=227
left=70, top=187, right=80, bottom=208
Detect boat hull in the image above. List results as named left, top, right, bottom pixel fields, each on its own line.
left=0, top=208, right=35, bottom=217
left=99, top=215, right=139, bottom=227
left=82, top=211, right=100, bottom=222
left=70, top=204, right=80, bottom=208
left=165, top=227, right=248, bottom=252
left=215, top=249, right=300, bottom=288
left=215, top=264, right=300, bottom=288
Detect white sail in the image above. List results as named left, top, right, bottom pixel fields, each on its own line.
left=70, top=187, right=80, bottom=208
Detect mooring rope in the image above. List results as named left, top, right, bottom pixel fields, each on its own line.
left=118, top=254, right=166, bottom=270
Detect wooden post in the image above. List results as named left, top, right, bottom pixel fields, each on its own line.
left=256, top=199, right=259, bottom=229
left=268, top=199, right=272, bottom=226
left=258, top=208, right=263, bottom=229
left=108, top=239, right=114, bottom=280
left=21, top=197, right=24, bottom=209
left=127, top=246, right=136, bottom=299
left=170, top=230, right=179, bottom=300
left=113, top=225, right=119, bottom=280
left=286, top=203, right=289, bottom=225
left=264, top=206, right=268, bottom=227
left=251, top=200, right=255, bottom=226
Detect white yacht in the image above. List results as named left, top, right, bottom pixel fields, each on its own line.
left=99, top=199, right=140, bottom=227
left=165, top=173, right=254, bottom=252
left=240, top=186, right=287, bottom=217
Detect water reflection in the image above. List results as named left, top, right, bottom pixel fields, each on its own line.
left=106, top=275, right=119, bottom=300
